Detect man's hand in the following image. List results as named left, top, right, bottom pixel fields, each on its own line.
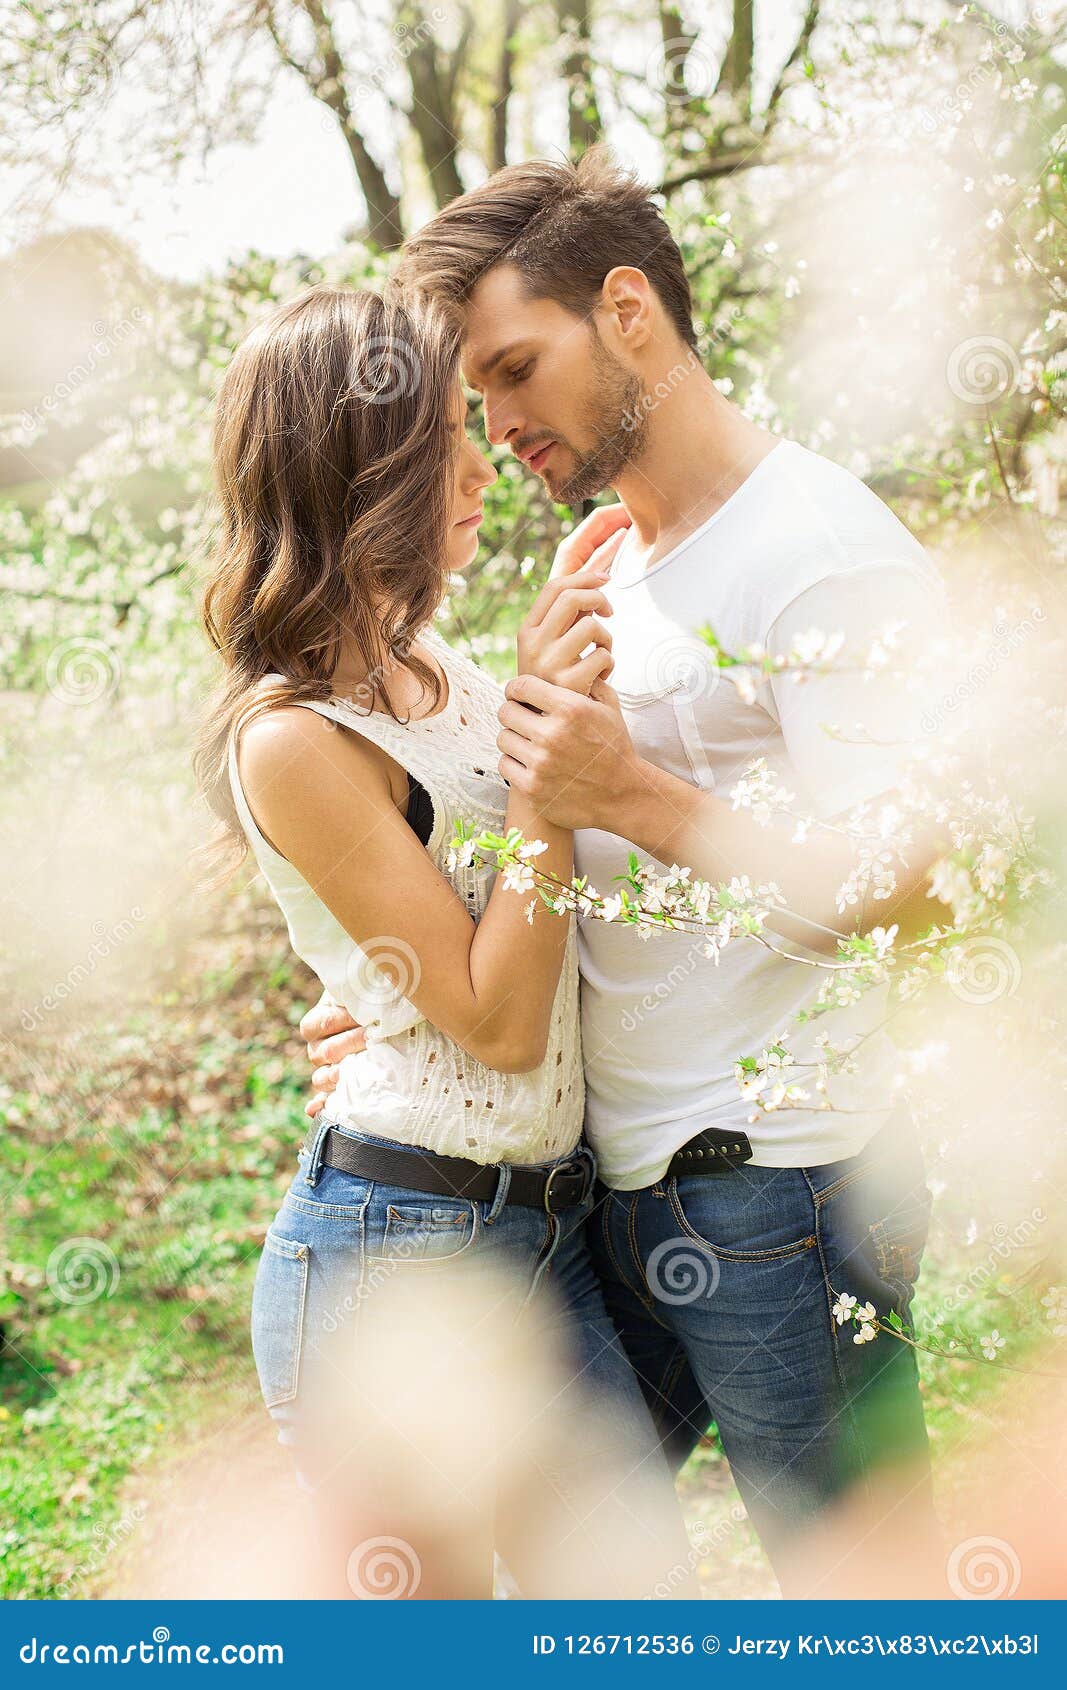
left=299, top=993, right=366, bottom=1120
left=496, top=675, right=647, bottom=832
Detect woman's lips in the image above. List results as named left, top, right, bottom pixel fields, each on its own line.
left=455, top=509, right=483, bottom=529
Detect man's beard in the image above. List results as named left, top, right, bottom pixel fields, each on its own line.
left=554, top=330, right=648, bottom=506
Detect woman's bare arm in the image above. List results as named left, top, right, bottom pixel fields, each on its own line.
left=239, top=706, right=573, bottom=1074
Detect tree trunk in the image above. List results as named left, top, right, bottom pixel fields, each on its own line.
left=658, top=2, right=701, bottom=141
left=272, top=0, right=404, bottom=248
left=718, top=0, right=755, bottom=121
left=556, top=0, right=601, bottom=156
left=399, top=2, right=469, bottom=209
left=492, top=0, right=521, bottom=171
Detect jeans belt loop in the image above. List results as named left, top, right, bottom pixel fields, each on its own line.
left=578, top=1142, right=598, bottom=1193
left=544, top=1156, right=587, bottom=1214
left=484, top=1161, right=511, bottom=1225
left=303, top=1119, right=331, bottom=1188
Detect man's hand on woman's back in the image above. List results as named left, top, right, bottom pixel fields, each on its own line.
left=300, top=993, right=365, bottom=1119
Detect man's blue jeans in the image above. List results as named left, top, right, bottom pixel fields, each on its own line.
left=586, top=1108, right=934, bottom=1586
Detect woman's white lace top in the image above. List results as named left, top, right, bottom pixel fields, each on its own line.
left=227, top=627, right=584, bottom=1166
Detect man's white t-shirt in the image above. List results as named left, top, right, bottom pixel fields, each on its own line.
left=575, top=439, right=945, bottom=1189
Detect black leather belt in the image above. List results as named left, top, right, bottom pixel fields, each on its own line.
left=307, top=1126, right=595, bottom=1214
left=665, top=1126, right=753, bottom=1180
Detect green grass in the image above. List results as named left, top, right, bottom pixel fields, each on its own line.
left=0, top=889, right=314, bottom=1598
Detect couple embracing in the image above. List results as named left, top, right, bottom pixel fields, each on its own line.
left=197, top=148, right=944, bottom=1599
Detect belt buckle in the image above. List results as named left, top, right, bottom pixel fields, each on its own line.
left=543, top=1155, right=593, bottom=1214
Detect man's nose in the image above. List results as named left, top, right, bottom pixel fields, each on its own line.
left=483, top=396, right=520, bottom=450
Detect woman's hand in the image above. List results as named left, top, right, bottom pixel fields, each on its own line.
left=519, top=507, right=630, bottom=695
left=549, top=502, right=631, bottom=581
left=517, top=567, right=615, bottom=694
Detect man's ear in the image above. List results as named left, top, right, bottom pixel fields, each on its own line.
left=600, top=267, right=654, bottom=349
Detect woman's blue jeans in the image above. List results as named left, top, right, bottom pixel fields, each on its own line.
left=250, top=1122, right=693, bottom=1598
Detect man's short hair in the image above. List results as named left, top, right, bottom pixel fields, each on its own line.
left=395, top=146, right=699, bottom=352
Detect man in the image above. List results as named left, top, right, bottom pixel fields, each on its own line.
left=302, top=148, right=945, bottom=1590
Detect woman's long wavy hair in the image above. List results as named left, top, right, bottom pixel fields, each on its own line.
left=194, top=285, right=462, bottom=881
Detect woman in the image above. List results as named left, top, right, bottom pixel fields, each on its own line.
left=195, top=286, right=690, bottom=1599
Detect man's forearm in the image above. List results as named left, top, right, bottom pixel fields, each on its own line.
left=612, top=757, right=928, bottom=953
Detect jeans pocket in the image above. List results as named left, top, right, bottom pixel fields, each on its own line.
left=866, top=1183, right=932, bottom=1314
left=251, top=1228, right=310, bottom=1409
left=370, top=1198, right=480, bottom=1265
left=668, top=1177, right=817, bottom=1261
